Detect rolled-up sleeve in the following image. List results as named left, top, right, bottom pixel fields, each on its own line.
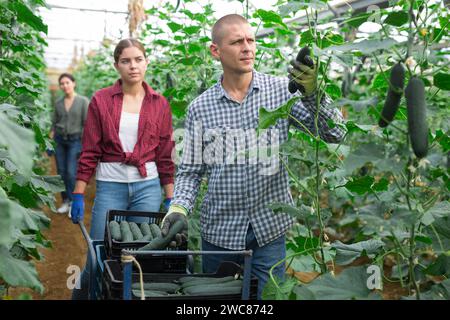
left=289, top=93, right=346, bottom=143
left=172, top=105, right=206, bottom=213
left=155, top=99, right=175, bottom=186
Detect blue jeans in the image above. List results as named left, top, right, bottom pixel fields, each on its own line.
left=71, top=178, right=162, bottom=300
left=54, top=135, right=81, bottom=202
left=202, top=224, right=286, bottom=300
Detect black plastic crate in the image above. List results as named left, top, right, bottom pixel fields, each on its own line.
left=104, top=210, right=188, bottom=273
left=103, top=259, right=258, bottom=300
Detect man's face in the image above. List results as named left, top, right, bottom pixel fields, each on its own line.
left=210, top=22, right=256, bottom=75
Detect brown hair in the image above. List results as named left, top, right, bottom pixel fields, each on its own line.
left=211, top=14, right=249, bottom=44
left=113, top=38, right=146, bottom=63
left=58, top=73, right=75, bottom=83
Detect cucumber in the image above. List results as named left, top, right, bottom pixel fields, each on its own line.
left=149, top=223, right=162, bottom=238
left=132, top=234, right=153, bottom=242
left=379, top=63, right=405, bottom=127
left=178, top=275, right=236, bottom=285
left=288, top=46, right=314, bottom=94
left=140, top=223, right=152, bottom=238
left=132, top=290, right=170, bottom=298
left=120, top=221, right=133, bottom=242
left=138, top=220, right=185, bottom=251
left=183, top=284, right=242, bottom=296
left=131, top=282, right=180, bottom=293
left=405, top=77, right=428, bottom=158
left=129, top=222, right=144, bottom=240
left=109, top=221, right=121, bottom=241
left=182, top=279, right=242, bottom=289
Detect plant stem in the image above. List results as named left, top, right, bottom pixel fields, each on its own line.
left=288, top=114, right=317, bottom=139
left=406, top=0, right=415, bottom=77
left=279, top=155, right=314, bottom=198
left=312, top=52, right=331, bottom=276
left=269, top=247, right=320, bottom=289
left=380, top=24, right=405, bottom=62
left=369, top=104, right=408, bottom=135
left=429, top=224, right=445, bottom=253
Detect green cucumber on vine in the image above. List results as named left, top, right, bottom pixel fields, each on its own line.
left=405, top=77, right=428, bottom=158
left=378, top=62, right=406, bottom=127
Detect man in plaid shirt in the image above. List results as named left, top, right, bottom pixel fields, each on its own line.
left=162, top=14, right=346, bottom=298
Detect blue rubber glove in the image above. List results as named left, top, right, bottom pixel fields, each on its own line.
left=163, top=198, right=172, bottom=211
left=71, top=193, right=85, bottom=224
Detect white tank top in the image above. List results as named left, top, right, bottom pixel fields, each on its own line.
left=96, top=111, right=158, bottom=182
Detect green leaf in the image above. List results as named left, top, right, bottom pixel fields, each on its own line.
left=343, top=176, right=375, bottom=195
left=0, top=188, right=13, bottom=245
left=167, top=22, right=183, bottom=33
left=321, top=32, right=344, bottom=48
left=254, top=9, right=288, bottom=29
left=0, top=88, right=9, bottom=97
left=404, top=279, right=450, bottom=300
left=423, top=254, right=450, bottom=277
left=289, top=254, right=321, bottom=273
left=384, top=11, right=409, bottom=27
left=431, top=27, right=445, bottom=43
left=261, top=276, right=297, bottom=300
left=170, top=100, right=187, bottom=119
left=0, top=113, right=35, bottom=177
left=343, top=143, right=384, bottom=173
left=415, top=235, right=432, bottom=245
left=325, top=83, right=341, bottom=99
left=295, top=266, right=377, bottom=300
left=292, top=236, right=320, bottom=253
left=279, top=1, right=326, bottom=16
left=433, top=73, right=450, bottom=91
left=435, top=130, right=450, bottom=152
left=258, top=96, right=300, bottom=130
left=372, top=178, right=389, bottom=192
left=372, top=72, right=388, bottom=90
left=332, top=240, right=385, bottom=265
left=328, top=38, right=400, bottom=55
left=268, top=202, right=305, bottom=219
left=10, top=2, right=47, bottom=34
left=427, top=201, right=450, bottom=219
left=183, top=26, right=201, bottom=35
left=299, top=30, right=315, bottom=45
left=343, top=12, right=372, bottom=28
left=345, top=121, right=372, bottom=134
left=0, top=245, right=43, bottom=293
left=30, top=175, right=65, bottom=193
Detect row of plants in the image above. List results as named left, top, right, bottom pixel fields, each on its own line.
left=0, top=0, right=64, bottom=299
left=258, top=0, right=449, bottom=300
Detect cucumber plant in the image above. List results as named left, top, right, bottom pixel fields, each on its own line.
left=0, top=0, right=65, bottom=299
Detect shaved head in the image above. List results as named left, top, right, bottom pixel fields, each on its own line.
left=211, top=14, right=249, bottom=44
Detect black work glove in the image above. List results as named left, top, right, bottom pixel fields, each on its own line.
left=288, top=46, right=315, bottom=95
left=161, top=205, right=188, bottom=247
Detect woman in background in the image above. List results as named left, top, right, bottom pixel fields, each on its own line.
left=51, top=73, right=89, bottom=215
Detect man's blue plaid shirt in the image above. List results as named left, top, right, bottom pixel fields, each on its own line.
left=173, top=70, right=346, bottom=250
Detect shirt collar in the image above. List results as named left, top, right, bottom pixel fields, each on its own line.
left=215, top=69, right=261, bottom=100
left=111, top=79, right=159, bottom=98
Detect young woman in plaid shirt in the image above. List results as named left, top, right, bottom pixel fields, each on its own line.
left=70, top=39, right=175, bottom=299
